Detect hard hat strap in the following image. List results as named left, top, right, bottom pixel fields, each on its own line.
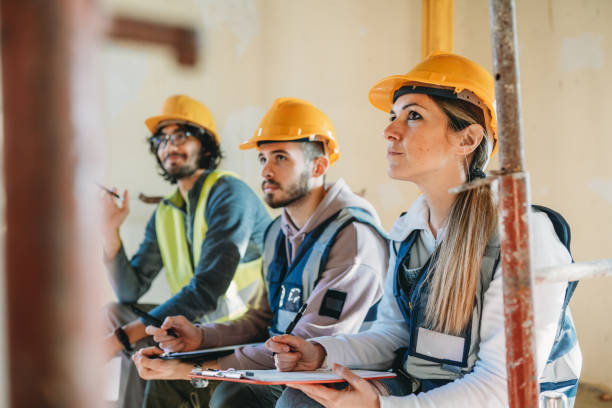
left=392, top=85, right=459, bottom=104
left=256, top=137, right=312, bottom=147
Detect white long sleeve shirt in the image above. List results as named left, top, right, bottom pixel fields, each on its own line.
left=313, top=196, right=580, bottom=408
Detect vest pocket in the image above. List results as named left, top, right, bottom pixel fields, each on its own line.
left=413, top=327, right=467, bottom=365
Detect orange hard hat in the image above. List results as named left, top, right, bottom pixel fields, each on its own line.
left=369, top=52, right=498, bottom=156
left=145, top=94, right=219, bottom=144
left=239, top=97, right=340, bottom=165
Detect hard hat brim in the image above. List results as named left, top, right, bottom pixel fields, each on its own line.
left=145, top=114, right=219, bottom=144
left=368, top=75, right=420, bottom=113
left=239, top=139, right=257, bottom=150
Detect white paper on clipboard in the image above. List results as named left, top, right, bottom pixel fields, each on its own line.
left=189, top=368, right=396, bottom=385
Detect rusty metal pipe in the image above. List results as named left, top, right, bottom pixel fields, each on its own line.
left=489, top=0, right=539, bottom=407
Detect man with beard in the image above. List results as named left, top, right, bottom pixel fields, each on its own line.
left=132, top=97, right=389, bottom=408
left=101, top=94, right=271, bottom=408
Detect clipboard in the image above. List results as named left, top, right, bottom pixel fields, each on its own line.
left=160, top=342, right=264, bottom=362
left=188, top=368, right=396, bottom=385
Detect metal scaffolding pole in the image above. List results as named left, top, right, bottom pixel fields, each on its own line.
left=536, top=259, right=612, bottom=284
left=489, top=0, right=539, bottom=407
left=1, top=0, right=105, bottom=406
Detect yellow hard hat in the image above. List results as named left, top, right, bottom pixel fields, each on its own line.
left=145, top=94, right=219, bottom=144
left=239, top=97, right=340, bottom=165
left=369, top=52, right=497, bottom=156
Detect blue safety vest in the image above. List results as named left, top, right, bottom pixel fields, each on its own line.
left=392, top=205, right=579, bottom=405
left=263, top=207, right=386, bottom=336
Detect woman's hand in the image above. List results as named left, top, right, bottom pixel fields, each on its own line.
left=290, top=364, right=381, bottom=408
left=144, top=315, right=202, bottom=352
left=265, top=334, right=326, bottom=371
left=132, top=346, right=193, bottom=380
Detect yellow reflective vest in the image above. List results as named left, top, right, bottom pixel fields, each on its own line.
left=155, top=170, right=262, bottom=323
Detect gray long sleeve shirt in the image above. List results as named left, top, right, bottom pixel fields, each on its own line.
left=106, top=170, right=271, bottom=322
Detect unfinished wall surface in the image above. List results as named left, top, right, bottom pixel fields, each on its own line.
left=1, top=0, right=603, bottom=398
left=102, top=0, right=610, bottom=388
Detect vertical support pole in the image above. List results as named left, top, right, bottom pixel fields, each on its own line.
left=489, top=0, right=539, bottom=407
left=1, top=0, right=106, bottom=407
left=422, top=0, right=454, bottom=59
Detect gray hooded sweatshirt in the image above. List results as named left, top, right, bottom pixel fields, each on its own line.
left=197, top=178, right=389, bottom=369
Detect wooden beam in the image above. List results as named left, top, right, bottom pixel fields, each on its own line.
left=1, top=0, right=105, bottom=406
left=108, top=15, right=197, bottom=66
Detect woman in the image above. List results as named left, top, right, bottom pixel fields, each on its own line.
left=266, top=52, right=581, bottom=408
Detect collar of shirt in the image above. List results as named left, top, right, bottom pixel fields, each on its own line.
left=389, top=195, right=444, bottom=253
left=161, top=170, right=210, bottom=214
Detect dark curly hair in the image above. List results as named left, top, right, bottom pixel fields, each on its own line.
left=148, top=123, right=223, bottom=184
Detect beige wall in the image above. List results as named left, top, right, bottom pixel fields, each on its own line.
left=102, top=0, right=611, bottom=387
left=2, top=0, right=602, bottom=398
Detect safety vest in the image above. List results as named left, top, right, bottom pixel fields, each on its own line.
left=156, top=170, right=262, bottom=323
left=392, top=206, right=580, bottom=406
left=263, top=207, right=386, bottom=336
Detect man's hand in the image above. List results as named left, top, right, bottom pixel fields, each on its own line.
left=289, top=364, right=381, bottom=408
left=145, top=315, right=203, bottom=353
left=132, top=347, right=194, bottom=380
left=100, top=188, right=129, bottom=259
left=265, top=334, right=326, bottom=372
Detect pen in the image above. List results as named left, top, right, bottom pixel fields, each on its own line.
left=272, top=303, right=308, bottom=356
left=128, top=304, right=178, bottom=338
left=96, top=182, right=121, bottom=199
left=284, top=303, right=308, bottom=335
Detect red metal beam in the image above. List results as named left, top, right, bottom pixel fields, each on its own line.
left=1, top=0, right=105, bottom=406
left=489, top=0, right=539, bottom=407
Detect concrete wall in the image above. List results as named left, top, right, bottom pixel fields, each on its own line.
left=1, top=0, right=610, bottom=403
left=100, top=0, right=612, bottom=389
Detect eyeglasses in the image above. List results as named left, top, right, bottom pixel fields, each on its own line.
left=150, top=130, right=194, bottom=149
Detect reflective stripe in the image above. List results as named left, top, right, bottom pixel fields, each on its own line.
left=540, top=379, right=578, bottom=397
left=263, top=218, right=282, bottom=284
left=264, top=207, right=386, bottom=335
left=156, top=189, right=193, bottom=292
left=197, top=259, right=263, bottom=323
left=156, top=170, right=263, bottom=323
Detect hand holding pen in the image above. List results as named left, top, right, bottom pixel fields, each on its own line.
left=271, top=302, right=308, bottom=356
left=129, top=304, right=179, bottom=338
left=144, top=314, right=204, bottom=354
left=96, top=182, right=121, bottom=199
left=266, top=303, right=308, bottom=356
left=266, top=329, right=327, bottom=372
left=98, top=183, right=129, bottom=259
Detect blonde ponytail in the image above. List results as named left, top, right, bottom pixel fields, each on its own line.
left=424, top=97, right=497, bottom=336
